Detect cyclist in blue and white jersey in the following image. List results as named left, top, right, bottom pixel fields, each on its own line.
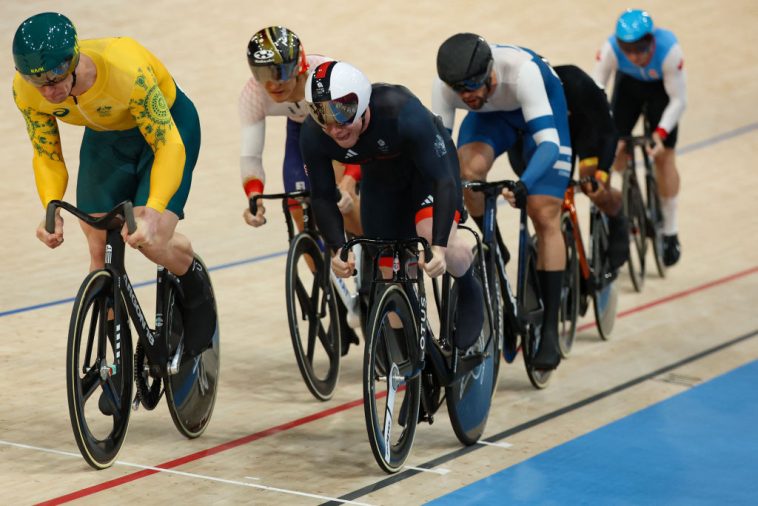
left=433, top=33, right=571, bottom=370
left=593, top=9, right=687, bottom=266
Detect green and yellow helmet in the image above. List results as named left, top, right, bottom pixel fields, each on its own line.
left=13, top=12, right=80, bottom=86
left=246, top=26, right=306, bottom=83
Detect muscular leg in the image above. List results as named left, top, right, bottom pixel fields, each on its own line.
left=655, top=148, right=680, bottom=231
left=527, top=195, right=565, bottom=271
left=415, top=218, right=473, bottom=277
left=459, top=142, right=495, bottom=219
left=655, top=147, right=681, bottom=265
left=527, top=194, right=564, bottom=369
left=416, top=217, right=482, bottom=350
left=79, top=209, right=192, bottom=275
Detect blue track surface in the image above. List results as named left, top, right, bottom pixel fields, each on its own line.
left=429, top=360, right=758, bottom=505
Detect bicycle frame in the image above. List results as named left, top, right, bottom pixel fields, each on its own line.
left=562, top=184, right=592, bottom=282
left=46, top=200, right=172, bottom=374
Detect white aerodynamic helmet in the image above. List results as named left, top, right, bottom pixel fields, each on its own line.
left=305, top=61, right=372, bottom=127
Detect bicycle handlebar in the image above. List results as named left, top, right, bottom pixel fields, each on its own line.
left=619, top=134, right=655, bottom=151
left=339, top=236, right=433, bottom=264
left=249, top=190, right=310, bottom=216
left=462, top=179, right=517, bottom=195
left=45, top=200, right=136, bottom=234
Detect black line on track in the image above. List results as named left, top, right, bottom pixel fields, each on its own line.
left=323, top=328, right=758, bottom=505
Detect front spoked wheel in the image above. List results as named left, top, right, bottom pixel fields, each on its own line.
left=559, top=213, right=580, bottom=357
left=67, top=270, right=133, bottom=470
left=623, top=169, right=647, bottom=292
left=165, top=264, right=220, bottom=438
left=447, top=253, right=497, bottom=445
left=286, top=232, right=341, bottom=401
left=364, top=285, right=421, bottom=474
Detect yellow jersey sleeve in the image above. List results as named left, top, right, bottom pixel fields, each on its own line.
left=12, top=83, right=69, bottom=207
left=128, top=65, right=186, bottom=212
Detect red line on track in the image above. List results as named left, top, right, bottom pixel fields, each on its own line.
left=38, top=265, right=758, bottom=505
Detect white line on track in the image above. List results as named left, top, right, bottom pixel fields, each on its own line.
left=404, top=465, right=451, bottom=475
left=477, top=440, right=513, bottom=449
left=0, top=439, right=374, bottom=505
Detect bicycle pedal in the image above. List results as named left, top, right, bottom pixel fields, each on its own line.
left=168, top=341, right=184, bottom=376
left=132, top=395, right=141, bottom=411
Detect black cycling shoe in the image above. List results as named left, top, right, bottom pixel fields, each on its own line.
left=607, top=213, right=630, bottom=270
left=340, top=323, right=360, bottom=357
left=663, top=234, right=681, bottom=267
left=178, top=257, right=217, bottom=358
left=531, top=331, right=561, bottom=370
left=532, top=271, right=562, bottom=370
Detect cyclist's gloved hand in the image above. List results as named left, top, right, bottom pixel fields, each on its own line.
left=502, top=181, right=528, bottom=209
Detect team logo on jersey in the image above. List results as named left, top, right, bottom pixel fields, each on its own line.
left=52, top=108, right=70, bottom=117
left=96, top=105, right=112, bottom=117
left=433, top=134, right=447, bottom=158
left=648, top=69, right=659, bottom=79
left=377, top=139, right=389, bottom=153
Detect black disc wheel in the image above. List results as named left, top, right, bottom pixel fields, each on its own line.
left=285, top=232, right=341, bottom=401
left=363, top=285, right=421, bottom=474
left=165, top=258, right=220, bottom=439
left=446, top=252, right=497, bottom=445
left=67, top=270, right=133, bottom=470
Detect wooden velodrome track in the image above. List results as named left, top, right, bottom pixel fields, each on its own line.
left=1, top=0, right=757, bottom=504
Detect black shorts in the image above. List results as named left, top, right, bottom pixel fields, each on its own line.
left=611, top=72, right=678, bottom=148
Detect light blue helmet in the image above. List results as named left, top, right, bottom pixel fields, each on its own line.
left=615, top=9, right=654, bottom=43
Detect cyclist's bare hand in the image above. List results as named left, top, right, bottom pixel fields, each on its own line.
left=37, top=211, right=64, bottom=248
left=124, top=207, right=160, bottom=250
left=244, top=194, right=267, bottom=227
left=332, top=250, right=355, bottom=278
left=418, top=244, right=447, bottom=278
left=336, top=187, right=354, bottom=214
left=647, top=132, right=665, bottom=158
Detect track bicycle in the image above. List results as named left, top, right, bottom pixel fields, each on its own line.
left=341, top=232, right=498, bottom=473
left=46, top=200, right=220, bottom=470
left=558, top=178, right=619, bottom=354
left=621, top=125, right=666, bottom=292
left=250, top=190, right=368, bottom=401
left=464, top=179, right=554, bottom=389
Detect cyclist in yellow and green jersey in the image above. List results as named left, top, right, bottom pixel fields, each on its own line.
left=12, top=12, right=215, bottom=358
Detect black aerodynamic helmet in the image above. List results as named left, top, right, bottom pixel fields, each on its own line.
left=436, top=32, right=493, bottom=92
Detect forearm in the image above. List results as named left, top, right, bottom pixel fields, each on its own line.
left=147, top=143, right=186, bottom=212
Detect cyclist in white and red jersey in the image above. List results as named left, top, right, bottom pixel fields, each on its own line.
left=238, top=26, right=361, bottom=234
left=593, top=9, right=686, bottom=266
